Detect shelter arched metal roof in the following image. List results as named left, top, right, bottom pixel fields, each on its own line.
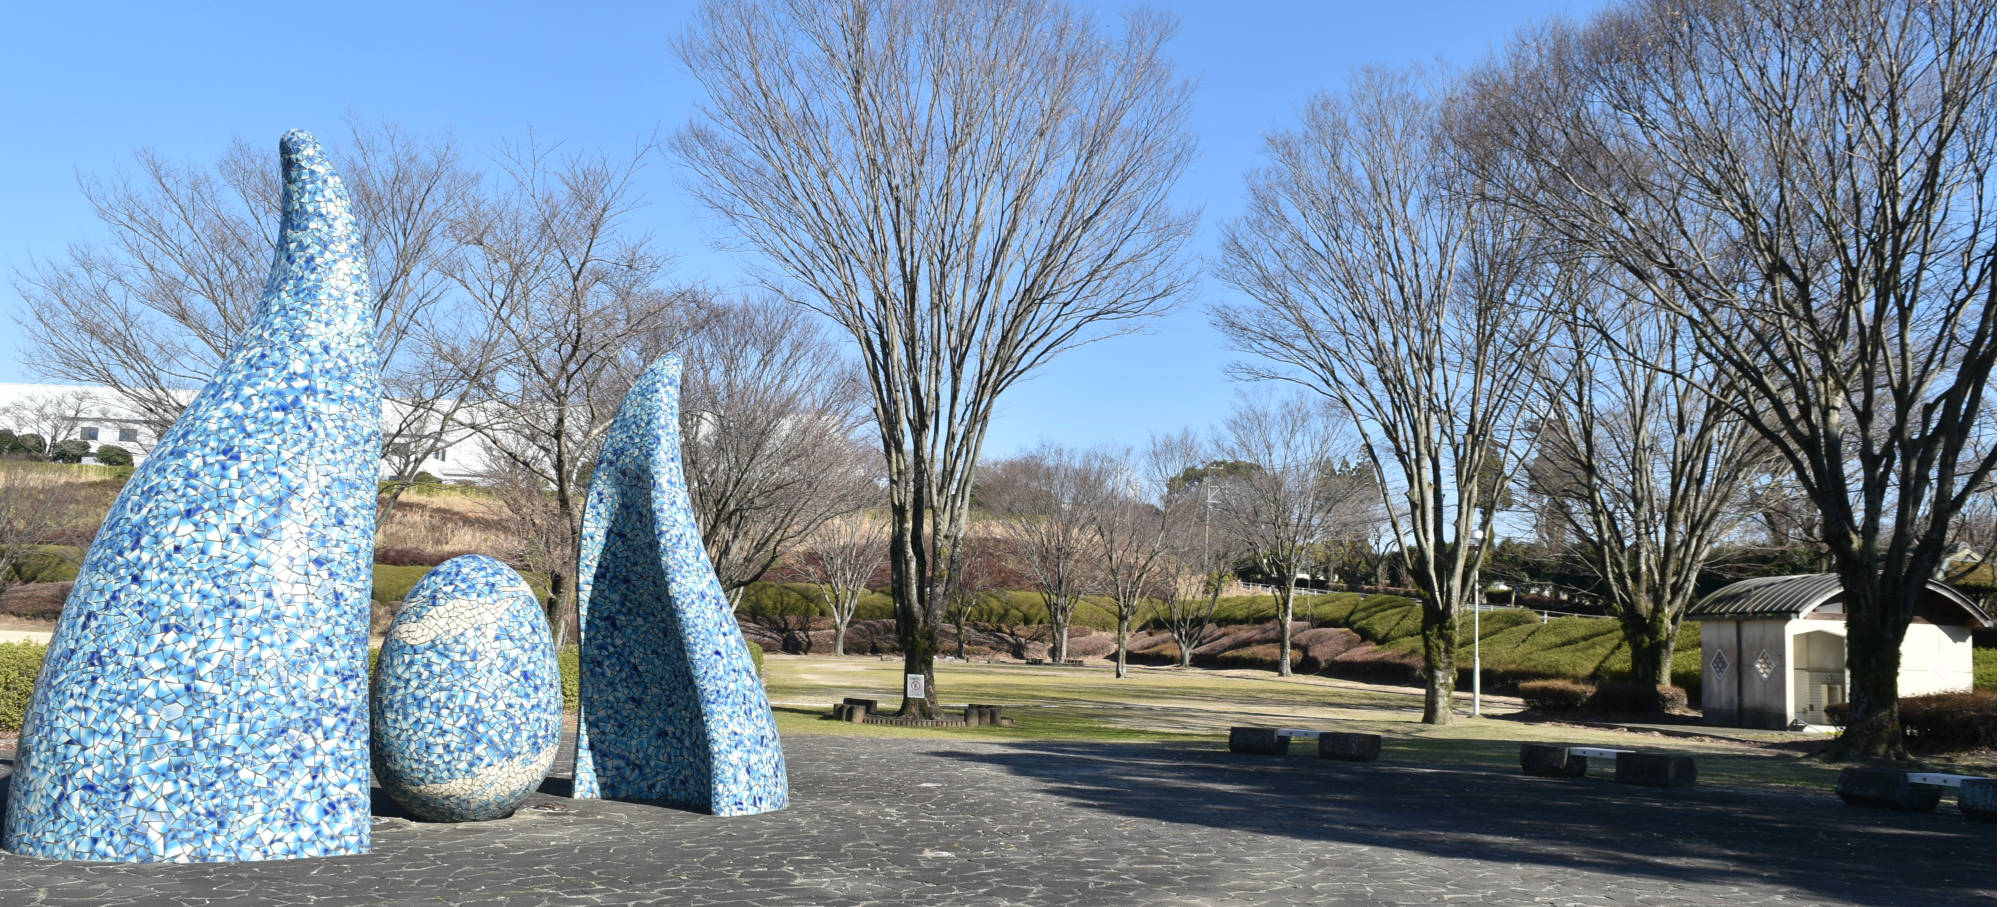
left=1689, top=573, right=1992, bottom=627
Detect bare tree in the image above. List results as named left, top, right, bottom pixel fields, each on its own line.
left=1208, top=393, right=1382, bottom=678
left=0, top=391, right=97, bottom=461
left=444, top=136, right=695, bottom=645
left=989, top=444, right=1115, bottom=665
left=1213, top=67, right=1556, bottom=719
left=1093, top=445, right=1182, bottom=678
left=789, top=515, right=889, bottom=656
left=1465, top=0, right=1994, bottom=756
left=1152, top=431, right=1251, bottom=667
left=11, top=120, right=481, bottom=529
left=680, top=296, right=879, bottom=598
left=673, top=0, right=1197, bottom=716
left=1527, top=288, right=1776, bottom=693
left=0, top=467, right=87, bottom=586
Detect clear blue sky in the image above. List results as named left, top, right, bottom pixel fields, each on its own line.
left=0, top=0, right=1603, bottom=458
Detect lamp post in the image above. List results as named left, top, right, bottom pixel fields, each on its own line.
left=1469, top=528, right=1483, bottom=718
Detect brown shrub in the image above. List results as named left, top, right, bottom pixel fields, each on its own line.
left=1190, top=621, right=1308, bottom=661
left=1295, top=627, right=1363, bottom=673
left=1328, top=642, right=1424, bottom=683
left=0, top=581, right=70, bottom=619
left=1826, top=690, right=1998, bottom=753
left=376, top=547, right=466, bottom=567
left=1215, top=643, right=1303, bottom=672
left=1519, top=679, right=1595, bottom=711
left=1060, top=632, right=1113, bottom=659
left=1584, top=682, right=1689, bottom=714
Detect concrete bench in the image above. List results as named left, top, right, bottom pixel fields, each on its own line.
left=1519, top=743, right=1588, bottom=777
left=1317, top=731, right=1382, bottom=762
left=830, top=703, right=868, bottom=722
left=1229, top=727, right=1290, bottom=756
left=1614, top=751, right=1697, bottom=788
left=963, top=704, right=1010, bottom=727
left=1837, top=769, right=1994, bottom=816
left=842, top=698, right=879, bottom=715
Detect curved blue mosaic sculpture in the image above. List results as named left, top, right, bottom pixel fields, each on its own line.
left=372, top=556, right=562, bottom=822
left=572, top=355, right=788, bottom=815
left=4, top=131, right=379, bottom=862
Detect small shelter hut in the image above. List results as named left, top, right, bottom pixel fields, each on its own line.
left=1688, top=573, right=1992, bottom=730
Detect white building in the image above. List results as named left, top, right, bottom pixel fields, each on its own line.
left=0, top=382, right=495, bottom=482
left=1690, top=573, right=1992, bottom=730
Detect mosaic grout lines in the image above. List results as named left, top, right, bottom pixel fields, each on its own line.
left=571, top=355, right=789, bottom=816
left=372, top=555, right=562, bottom=823
left=3, top=130, right=380, bottom=862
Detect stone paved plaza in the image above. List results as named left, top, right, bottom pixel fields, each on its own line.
left=0, top=736, right=1991, bottom=906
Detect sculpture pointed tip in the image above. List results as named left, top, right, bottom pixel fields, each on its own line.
left=279, top=129, right=324, bottom=162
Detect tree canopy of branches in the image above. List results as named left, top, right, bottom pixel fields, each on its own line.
left=681, top=296, right=879, bottom=597
left=1207, top=393, right=1383, bottom=678
left=987, top=443, right=1114, bottom=665
left=11, top=120, right=484, bottom=529
left=1526, top=289, right=1776, bottom=692
left=674, top=0, right=1198, bottom=715
left=1465, top=0, right=1994, bottom=756
left=1214, top=68, right=1554, bottom=720
left=786, top=515, right=889, bottom=656
left=441, top=138, right=694, bottom=644
left=1093, top=444, right=1182, bottom=678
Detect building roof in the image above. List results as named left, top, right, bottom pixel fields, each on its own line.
left=1689, top=573, right=1993, bottom=627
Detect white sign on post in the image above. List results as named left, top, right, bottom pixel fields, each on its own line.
left=905, top=673, right=926, bottom=698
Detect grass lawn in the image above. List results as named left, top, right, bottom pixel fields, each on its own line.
left=764, top=655, right=1997, bottom=794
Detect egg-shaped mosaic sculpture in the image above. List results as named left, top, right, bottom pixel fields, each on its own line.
left=4, top=130, right=379, bottom=862
left=572, top=354, right=788, bottom=816
left=372, top=556, right=562, bottom=822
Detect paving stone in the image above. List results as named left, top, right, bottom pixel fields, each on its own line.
left=0, top=736, right=1992, bottom=906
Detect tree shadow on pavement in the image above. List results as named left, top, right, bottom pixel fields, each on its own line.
left=935, top=740, right=1995, bottom=907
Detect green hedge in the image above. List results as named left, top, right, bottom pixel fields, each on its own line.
left=1, top=545, right=83, bottom=584
left=0, top=642, right=45, bottom=731
left=372, top=563, right=551, bottom=606
left=1977, top=646, right=1996, bottom=691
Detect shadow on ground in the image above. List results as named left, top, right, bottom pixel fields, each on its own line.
left=936, top=739, right=1996, bottom=907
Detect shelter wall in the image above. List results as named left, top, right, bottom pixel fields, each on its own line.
left=1701, top=619, right=1791, bottom=730
left=1898, top=622, right=1974, bottom=696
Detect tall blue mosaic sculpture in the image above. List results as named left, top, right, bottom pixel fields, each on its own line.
left=4, top=131, right=380, bottom=862
left=572, top=355, right=788, bottom=815
left=373, top=556, right=563, bottom=822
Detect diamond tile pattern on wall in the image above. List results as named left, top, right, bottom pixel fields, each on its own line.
left=372, top=556, right=562, bottom=822
left=3, top=131, right=379, bottom=862
left=571, top=355, right=788, bottom=816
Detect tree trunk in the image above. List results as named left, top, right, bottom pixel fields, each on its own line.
left=1621, top=607, right=1677, bottom=695
left=1115, top=610, right=1131, bottom=679
left=889, top=496, right=939, bottom=719
left=1418, top=600, right=1456, bottom=724
left=1178, top=626, right=1197, bottom=668
left=1050, top=613, right=1070, bottom=664
left=833, top=606, right=849, bottom=657
left=1828, top=569, right=1911, bottom=760
left=1276, top=580, right=1297, bottom=677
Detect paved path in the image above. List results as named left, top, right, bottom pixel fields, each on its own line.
left=0, top=736, right=1990, bottom=906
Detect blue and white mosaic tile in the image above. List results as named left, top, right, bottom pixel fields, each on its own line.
left=3, top=130, right=379, bottom=862
left=372, top=556, right=561, bottom=823
left=571, top=355, right=788, bottom=816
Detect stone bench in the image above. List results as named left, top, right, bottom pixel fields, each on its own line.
left=829, top=703, right=868, bottom=722
left=963, top=704, right=1010, bottom=727
left=1317, top=731, right=1382, bottom=762
left=1614, top=751, right=1697, bottom=788
left=842, top=698, right=879, bottom=715
left=1957, top=778, right=1995, bottom=822
left=1228, top=727, right=1290, bottom=756
left=1837, top=769, right=1995, bottom=816
left=1519, top=743, right=1587, bottom=778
